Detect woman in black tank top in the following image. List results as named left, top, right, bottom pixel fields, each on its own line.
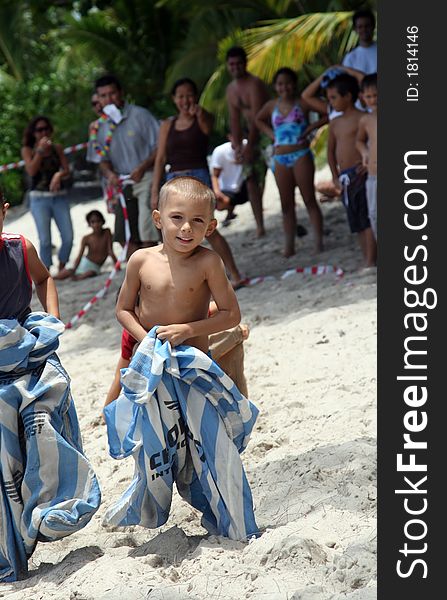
left=151, top=79, right=245, bottom=288
left=21, top=116, right=73, bottom=274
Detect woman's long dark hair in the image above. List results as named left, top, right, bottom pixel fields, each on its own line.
left=22, top=115, right=53, bottom=148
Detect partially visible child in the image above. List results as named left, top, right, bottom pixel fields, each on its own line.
left=356, top=73, right=377, bottom=239
left=0, top=189, right=100, bottom=581
left=56, top=209, right=117, bottom=280
left=0, top=192, right=59, bottom=321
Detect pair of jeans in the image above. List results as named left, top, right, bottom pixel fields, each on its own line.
left=29, top=192, right=73, bottom=268
left=166, top=168, right=211, bottom=188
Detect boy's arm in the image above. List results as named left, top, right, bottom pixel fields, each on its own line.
left=356, top=116, right=369, bottom=168
left=25, top=239, right=60, bottom=318
left=327, top=125, right=342, bottom=194
left=70, top=236, right=88, bottom=272
left=156, top=252, right=241, bottom=346
left=116, top=252, right=147, bottom=342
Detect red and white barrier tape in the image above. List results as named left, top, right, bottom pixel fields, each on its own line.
left=244, top=264, right=344, bottom=287
left=0, top=142, right=88, bottom=173
left=64, top=180, right=131, bottom=329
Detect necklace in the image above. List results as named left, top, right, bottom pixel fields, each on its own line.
left=89, top=115, right=116, bottom=157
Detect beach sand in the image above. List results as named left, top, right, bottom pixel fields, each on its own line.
left=2, top=167, right=377, bottom=599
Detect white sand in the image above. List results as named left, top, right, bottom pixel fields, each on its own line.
left=2, top=168, right=377, bottom=599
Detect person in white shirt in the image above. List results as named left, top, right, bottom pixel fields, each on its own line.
left=210, top=137, right=249, bottom=225
left=342, top=9, right=377, bottom=75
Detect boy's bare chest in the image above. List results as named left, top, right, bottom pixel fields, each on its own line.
left=140, top=262, right=207, bottom=302
left=333, top=116, right=360, bottom=143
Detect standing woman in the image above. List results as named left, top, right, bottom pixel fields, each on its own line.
left=21, top=116, right=73, bottom=274
left=151, top=78, right=245, bottom=288
left=256, top=68, right=326, bottom=257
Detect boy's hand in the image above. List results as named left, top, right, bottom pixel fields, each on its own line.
left=361, top=152, right=369, bottom=168
left=332, top=177, right=342, bottom=196
left=156, top=324, right=191, bottom=346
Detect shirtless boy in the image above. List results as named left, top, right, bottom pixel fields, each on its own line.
left=356, top=73, right=377, bottom=239
left=116, top=176, right=241, bottom=353
left=226, top=46, right=270, bottom=237
left=56, top=209, right=118, bottom=280
left=327, top=74, right=376, bottom=266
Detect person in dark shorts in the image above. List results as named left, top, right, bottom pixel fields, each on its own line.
left=338, top=166, right=370, bottom=233
left=304, top=70, right=376, bottom=266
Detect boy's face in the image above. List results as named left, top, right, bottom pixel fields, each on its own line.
left=354, top=17, right=374, bottom=44
left=326, top=88, right=351, bottom=112
left=153, top=193, right=217, bottom=253
left=226, top=56, right=247, bottom=80
left=0, top=202, right=9, bottom=235
left=362, top=86, right=377, bottom=110
left=88, top=215, right=104, bottom=233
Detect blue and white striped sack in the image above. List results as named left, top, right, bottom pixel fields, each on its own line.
left=104, top=327, right=259, bottom=541
left=0, top=313, right=101, bottom=582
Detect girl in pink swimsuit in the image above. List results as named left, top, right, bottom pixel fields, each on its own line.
left=256, top=68, right=326, bottom=257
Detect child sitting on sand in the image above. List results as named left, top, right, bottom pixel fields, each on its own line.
left=356, top=73, right=377, bottom=240
left=103, top=176, right=258, bottom=540
left=55, top=209, right=117, bottom=280
left=0, top=190, right=100, bottom=581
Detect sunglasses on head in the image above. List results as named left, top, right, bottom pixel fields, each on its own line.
left=35, top=126, right=50, bottom=133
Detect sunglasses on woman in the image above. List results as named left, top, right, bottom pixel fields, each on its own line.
left=35, top=126, right=50, bottom=133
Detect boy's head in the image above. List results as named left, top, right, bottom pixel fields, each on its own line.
left=0, top=188, right=9, bottom=235
left=326, top=73, right=359, bottom=112
left=360, top=73, right=378, bottom=110
left=86, top=209, right=105, bottom=230
left=226, top=46, right=248, bottom=79
left=352, top=9, right=375, bottom=45
left=153, top=177, right=217, bottom=252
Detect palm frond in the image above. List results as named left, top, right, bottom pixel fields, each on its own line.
left=234, top=12, right=355, bottom=82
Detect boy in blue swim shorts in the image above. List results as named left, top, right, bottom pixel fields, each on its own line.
left=325, top=74, right=376, bottom=266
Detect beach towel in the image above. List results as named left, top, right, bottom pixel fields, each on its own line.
left=0, top=313, right=101, bottom=582
left=104, top=327, right=259, bottom=541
